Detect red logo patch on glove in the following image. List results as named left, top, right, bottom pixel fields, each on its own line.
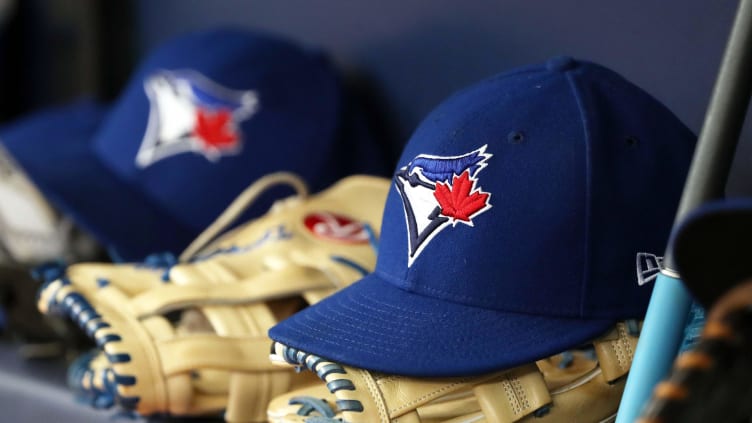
left=304, top=212, right=369, bottom=244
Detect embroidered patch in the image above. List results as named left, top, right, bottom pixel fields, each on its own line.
left=135, top=69, right=258, bottom=168
left=395, top=145, right=492, bottom=266
left=304, top=212, right=370, bottom=244
left=636, top=252, right=663, bottom=286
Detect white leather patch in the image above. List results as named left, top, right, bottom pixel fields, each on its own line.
left=0, top=144, right=67, bottom=263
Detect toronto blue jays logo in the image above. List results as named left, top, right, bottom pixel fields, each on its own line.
left=395, top=145, right=492, bottom=266
left=135, top=70, right=259, bottom=168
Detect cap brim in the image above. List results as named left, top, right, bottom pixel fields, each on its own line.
left=269, top=272, right=614, bottom=377
left=2, top=101, right=194, bottom=260
left=672, top=198, right=752, bottom=309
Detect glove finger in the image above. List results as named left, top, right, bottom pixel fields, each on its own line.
left=64, top=262, right=167, bottom=298
left=40, top=176, right=389, bottom=420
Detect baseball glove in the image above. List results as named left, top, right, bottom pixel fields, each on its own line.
left=38, top=173, right=389, bottom=422
left=637, top=279, right=752, bottom=423
left=268, top=321, right=641, bottom=423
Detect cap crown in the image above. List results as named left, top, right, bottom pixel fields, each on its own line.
left=377, top=57, right=695, bottom=319
left=93, top=28, right=349, bottom=233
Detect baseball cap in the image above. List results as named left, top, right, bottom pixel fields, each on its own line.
left=1, top=28, right=389, bottom=261
left=671, top=199, right=752, bottom=309
left=0, top=99, right=106, bottom=264
left=270, top=56, right=696, bottom=376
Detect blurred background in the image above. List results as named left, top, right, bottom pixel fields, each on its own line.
left=0, top=0, right=750, bottom=421
left=2, top=0, right=750, bottom=193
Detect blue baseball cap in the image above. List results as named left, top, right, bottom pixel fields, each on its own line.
left=0, top=99, right=105, bottom=161
left=270, top=56, right=696, bottom=376
left=671, top=198, right=752, bottom=310
left=1, top=28, right=389, bottom=261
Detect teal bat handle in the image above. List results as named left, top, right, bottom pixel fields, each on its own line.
left=615, top=272, right=693, bottom=423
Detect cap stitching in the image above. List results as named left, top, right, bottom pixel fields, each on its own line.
left=413, top=284, right=579, bottom=315
left=328, top=294, right=509, bottom=340
left=355, top=279, right=590, bottom=317
left=342, top=291, right=518, bottom=337
left=286, top=314, right=501, bottom=357
left=283, top=290, right=593, bottom=356
left=564, top=69, right=592, bottom=318
left=288, top=296, right=541, bottom=355
left=280, top=320, right=534, bottom=361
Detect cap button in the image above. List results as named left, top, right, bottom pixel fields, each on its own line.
left=546, top=56, right=578, bottom=72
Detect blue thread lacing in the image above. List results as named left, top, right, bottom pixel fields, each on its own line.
left=69, top=350, right=117, bottom=410
left=31, top=260, right=67, bottom=283
left=136, top=251, right=178, bottom=282
left=533, top=405, right=551, bottom=417
left=328, top=223, right=379, bottom=277
left=679, top=301, right=706, bottom=353
left=363, top=223, right=379, bottom=254
left=290, top=396, right=336, bottom=417
left=274, top=342, right=363, bottom=415
left=558, top=351, right=574, bottom=368
left=39, top=276, right=70, bottom=308
left=329, top=257, right=369, bottom=277
left=48, top=285, right=141, bottom=411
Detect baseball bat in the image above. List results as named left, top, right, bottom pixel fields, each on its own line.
left=615, top=0, right=752, bottom=421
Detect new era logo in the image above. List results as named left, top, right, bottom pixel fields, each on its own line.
left=636, top=252, right=663, bottom=286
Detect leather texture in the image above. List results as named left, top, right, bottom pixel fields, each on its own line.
left=38, top=175, right=389, bottom=422
left=269, top=321, right=639, bottom=423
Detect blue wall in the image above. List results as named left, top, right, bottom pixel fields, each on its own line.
left=136, top=0, right=752, bottom=194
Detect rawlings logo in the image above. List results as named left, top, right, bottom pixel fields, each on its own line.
left=135, top=70, right=259, bottom=168
left=395, top=145, right=492, bottom=266
left=304, top=212, right=369, bottom=244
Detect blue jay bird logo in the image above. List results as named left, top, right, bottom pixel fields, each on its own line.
left=135, top=70, right=259, bottom=168
left=394, top=145, right=492, bottom=266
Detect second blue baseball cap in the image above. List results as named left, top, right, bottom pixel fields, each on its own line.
left=270, top=56, right=697, bottom=376
left=2, top=28, right=390, bottom=261
left=671, top=198, right=752, bottom=309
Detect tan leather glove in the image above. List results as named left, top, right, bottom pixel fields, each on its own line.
left=269, top=322, right=640, bottom=423
left=38, top=173, right=389, bottom=422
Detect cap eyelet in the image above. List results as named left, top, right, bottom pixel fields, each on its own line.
left=625, top=135, right=639, bottom=148
left=507, top=131, right=525, bottom=144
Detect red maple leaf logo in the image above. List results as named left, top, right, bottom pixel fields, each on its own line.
left=194, top=108, right=238, bottom=149
left=433, top=170, right=490, bottom=223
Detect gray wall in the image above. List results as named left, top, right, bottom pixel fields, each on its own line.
left=136, top=0, right=751, bottom=194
